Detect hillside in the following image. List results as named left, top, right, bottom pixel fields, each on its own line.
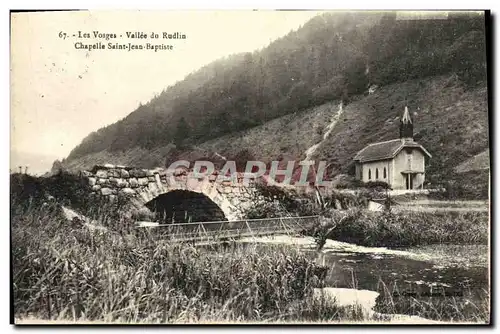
left=64, top=12, right=486, bottom=160
left=187, top=73, right=489, bottom=182
left=63, top=74, right=489, bottom=176
left=61, top=12, right=489, bottom=193
left=455, top=150, right=490, bottom=173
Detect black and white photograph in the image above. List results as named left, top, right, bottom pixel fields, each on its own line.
left=9, top=9, right=491, bottom=325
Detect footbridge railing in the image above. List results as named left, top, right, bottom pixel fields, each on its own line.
left=135, top=215, right=321, bottom=242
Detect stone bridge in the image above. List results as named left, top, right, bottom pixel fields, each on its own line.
left=82, top=164, right=265, bottom=222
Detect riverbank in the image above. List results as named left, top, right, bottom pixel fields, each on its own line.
left=305, top=208, right=488, bottom=248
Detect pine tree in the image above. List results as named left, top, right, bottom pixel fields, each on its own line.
left=174, top=117, right=191, bottom=148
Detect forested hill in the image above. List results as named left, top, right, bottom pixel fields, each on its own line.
left=65, top=12, right=487, bottom=167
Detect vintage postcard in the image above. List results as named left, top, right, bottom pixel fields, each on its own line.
left=10, top=10, right=490, bottom=325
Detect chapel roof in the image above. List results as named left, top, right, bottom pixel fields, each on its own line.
left=353, top=139, right=431, bottom=163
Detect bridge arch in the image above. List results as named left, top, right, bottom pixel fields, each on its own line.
left=83, top=165, right=262, bottom=222
left=130, top=183, right=237, bottom=222
left=143, top=190, right=227, bottom=223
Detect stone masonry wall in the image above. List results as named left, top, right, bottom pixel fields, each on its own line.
left=81, top=164, right=265, bottom=221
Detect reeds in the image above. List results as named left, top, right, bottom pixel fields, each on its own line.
left=12, top=204, right=343, bottom=323
left=375, top=281, right=490, bottom=323
left=307, top=208, right=488, bottom=248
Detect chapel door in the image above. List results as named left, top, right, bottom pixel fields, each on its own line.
left=405, top=174, right=414, bottom=190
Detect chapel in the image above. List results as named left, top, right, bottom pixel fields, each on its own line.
left=353, top=106, right=432, bottom=190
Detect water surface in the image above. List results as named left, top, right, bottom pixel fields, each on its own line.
left=242, top=236, right=489, bottom=321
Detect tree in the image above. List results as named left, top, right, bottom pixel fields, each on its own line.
left=174, top=117, right=191, bottom=148
left=231, top=149, right=257, bottom=172
left=50, top=159, right=64, bottom=175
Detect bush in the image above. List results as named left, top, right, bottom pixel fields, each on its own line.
left=362, top=181, right=391, bottom=191
left=244, top=184, right=320, bottom=219
left=305, top=208, right=488, bottom=248
left=334, top=178, right=364, bottom=190
left=10, top=174, right=48, bottom=215
left=333, top=178, right=391, bottom=194
left=427, top=170, right=489, bottom=200
left=321, top=191, right=369, bottom=210
left=10, top=172, right=132, bottom=231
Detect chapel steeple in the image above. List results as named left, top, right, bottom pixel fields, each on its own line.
left=400, top=106, right=413, bottom=142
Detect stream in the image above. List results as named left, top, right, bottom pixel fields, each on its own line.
left=240, top=236, right=489, bottom=322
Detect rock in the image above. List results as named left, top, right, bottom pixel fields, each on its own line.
left=230, top=198, right=241, bottom=207
left=120, top=169, right=130, bottom=178
left=154, top=174, right=163, bottom=188
left=116, top=178, right=128, bottom=188
left=174, top=168, right=187, bottom=177
left=111, top=169, right=121, bottom=178
left=145, top=169, right=154, bottom=177
left=175, top=175, right=187, bottom=184
left=147, top=182, right=159, bottom=193
left=148, top=176, right=156, bottom=182
left=96, top=170, right=108, bottom=178
left=109, top=194, right=116, bottom=202
left=186, top=177, right=201, bottom=190
left=101, top=188, right=113, bottom=196
left=97, top=178, right=109, bottom=185
left=129, top=178, right=139, bottom=188
left=88, top=177, right=97, bottom=186
left=92, top=185, right=101, bottom=191
left=119, top=188, right=135, bottom=196
left=130, top=168, right=146, bottom=178
left=138, top=177, right=149, bottom=186
left=104, top=164, right=115, bottom=169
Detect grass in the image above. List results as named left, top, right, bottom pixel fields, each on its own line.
left=12, top=201, right=363, bottom=323
left=306, top=208, right=488, bottom=249
left=11, top=183, right=490, bottom=323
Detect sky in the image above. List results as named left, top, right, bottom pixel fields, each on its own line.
left=10, top=10, right=322, bottom=162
